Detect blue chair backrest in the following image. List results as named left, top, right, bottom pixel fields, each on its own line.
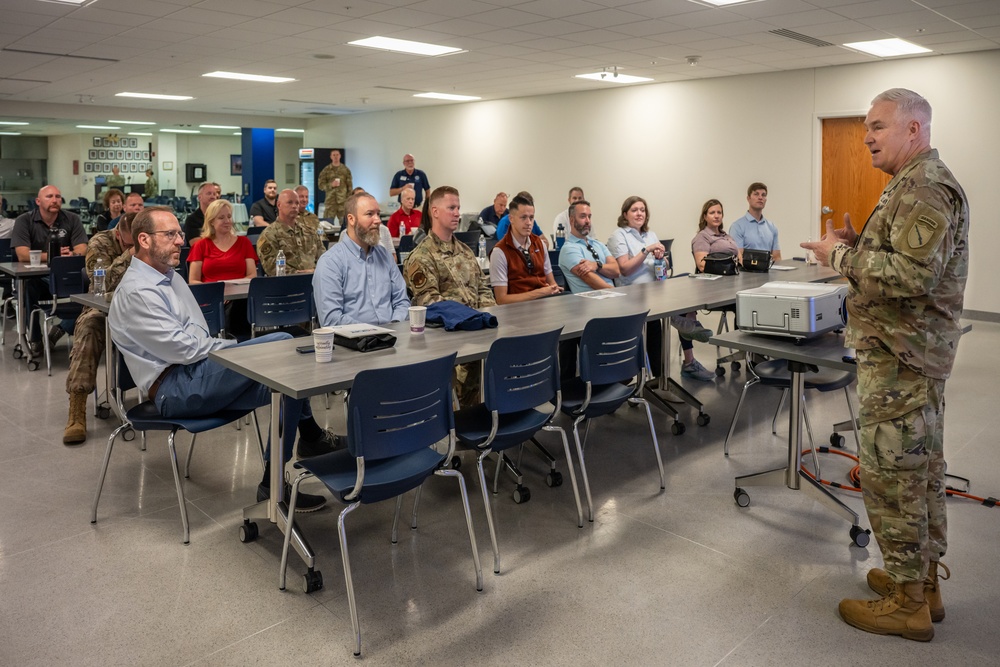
left=48, top=255, right=87, bottom=298
left=579, top=311, right=648, bottom=386
left=348, top=353, right=457, bottom=462
left=397, top=235, right=416, bottom=253
left=455, top=231, right=480, bottom=253
left=189, top=281, right=226, bottom=337
left=246, top=274, right=314, bottom=329
left=246, top=226, right=264, bottom=241
left=0, top=238, right=12, bottom=262
left=176, top=246, right=190, bottom=282
left=484, top=329, right=562, bottom=414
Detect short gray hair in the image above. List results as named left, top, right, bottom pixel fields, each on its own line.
left=872, top=88, right=932, bottom=130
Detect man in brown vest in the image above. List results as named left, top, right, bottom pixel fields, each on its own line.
left=488, top=192, right=562, bottom=304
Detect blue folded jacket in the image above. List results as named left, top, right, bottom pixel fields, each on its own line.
left=425, top=300, right=498, bottom=331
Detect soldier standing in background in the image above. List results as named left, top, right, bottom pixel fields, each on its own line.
left=144, top=169, right=158, bottom=199
left=106, top=165, right=126, bottom=189
left=317, top=149, right=352, bottom=223
left=803, top=88, right=969, bottom=642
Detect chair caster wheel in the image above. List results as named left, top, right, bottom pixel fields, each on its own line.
left=830, top=433, right=846, bottom=448
left=121, top=427, right=135, bottom=442
left=545, top=471, right=563, bottom=487
left=715, top=366, right=726, bottom=377
left=513, top=485, right=530, bottom=504
left=97, top=406, right=112, bottom=420
left=671, top=421, right=686, bottom=436
left=696, top=413, right=710, bottom=426
left=12, top=345, right=23, bottom=359
left=303, top=568, right=323, bottom=593
left=239, top=520, right=259, bottom=543
left=850, top=525, right=871, bottom=547
left=450, top=455, right=461, bottom=470
left=27, top=359, right=39, bottom=371
left=734, top=487, right=750, bottom=507
left=731, top=361, right=741, bottom=372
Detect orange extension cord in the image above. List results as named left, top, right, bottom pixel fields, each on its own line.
left=800, top=446, right=999, bottom=508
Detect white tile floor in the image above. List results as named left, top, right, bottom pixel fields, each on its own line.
left=2, top=319, right=999, bottom=665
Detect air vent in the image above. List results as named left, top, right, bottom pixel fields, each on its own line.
left=768, top=29, right=834, bottom=48
left=790, top=307, right=801, bottom=319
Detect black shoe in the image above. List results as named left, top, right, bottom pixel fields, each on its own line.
left=257, top=482, right=327, bottom=513
left=297, top=429, right=346, bottom=458
left=27, top=340, right=43, bottom=358
left=47, top=324, right=66, bottom=349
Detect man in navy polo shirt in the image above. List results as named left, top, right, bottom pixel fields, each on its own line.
left=389, top=153, right=431, bottom=208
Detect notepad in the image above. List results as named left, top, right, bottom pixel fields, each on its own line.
left=331, top=323, right=396, bottom=338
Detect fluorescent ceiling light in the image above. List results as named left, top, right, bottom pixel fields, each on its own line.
left=348, top=36, right=462, bottom=57
left=77, top=124, right=120, bottom=130
left=0, top=121, right=29, bottom=125
left=0, top=131, right=22, bottom=136
left=203, top=71, right=296, bottom=83
left=575, top=72, right=653, bottom=84
left=843, top=38, right=931, bottom=57
left=200, top=124, right=240, bottom=129
left=108, top=119, right=155, bottom=125
left=37, top=0, right=92, bottom=5
left=414, top=92, right=481, bottom=102
left=689, top=0, right=760, bottom=6
left=275, top=128, right=305, bottom=133
left=160, top=128, right=200, bottom=134
left=117, top=92, right=193, bottom=101
left=128, top=132, right=153, bottom=136
left=233, top=132, right=241, bottom=135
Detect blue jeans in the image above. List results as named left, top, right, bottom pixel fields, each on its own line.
left=155, top=332, right=310, bottom=464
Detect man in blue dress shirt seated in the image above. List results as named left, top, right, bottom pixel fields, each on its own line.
left=109, top=206, right=338, bottom=512
left=557, top=199, right=620, bottom=293
left=728, top=181, right=781, bottom=263
left=314, top=192, right=410, bottom=326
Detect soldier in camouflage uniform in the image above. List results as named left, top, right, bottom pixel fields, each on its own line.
left=294, top=185, right=322, bottom=238
left=803, top=89, right=968, bottom=642
left=144, top=169, right=158, bottom=200
left=257, top=189, right=324, bottom=275
left=63, top=213, right=137, bottom=444
left=317, top=149, right=352, bottom=223
left=106, top=165, right=126, bottom=189
left=404, top=186, right=495, bottom=407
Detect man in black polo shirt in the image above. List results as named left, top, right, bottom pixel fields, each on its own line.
left=182, top=182, right=219, bottom=244
left=11, top=185, right=88, bottom=356
left=249, top=179, right=279, bottom=228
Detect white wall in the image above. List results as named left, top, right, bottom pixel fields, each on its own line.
left=303, top=49, right=1000, bottom=314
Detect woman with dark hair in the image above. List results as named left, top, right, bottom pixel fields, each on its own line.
left=692, top=198, right=738, bottom=273
left=94, top=189, right=124, bottom=232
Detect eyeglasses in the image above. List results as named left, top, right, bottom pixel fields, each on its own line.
left=519, top=247, right=535, bottom=273
left=584, top=241, right=600, bottom=262
left=147, top=230, right=185, bottom=241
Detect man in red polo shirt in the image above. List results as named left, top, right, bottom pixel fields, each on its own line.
left=488, top=192, right=562, bottom=304
left=386, top=187, right=422, bottom=238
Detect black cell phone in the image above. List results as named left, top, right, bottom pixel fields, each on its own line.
left=295, top=345, right=315, bottom=354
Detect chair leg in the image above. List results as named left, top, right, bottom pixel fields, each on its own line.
left=337, top=502, right=363, bottom=657
left=279, top=471, right=310, bottom=589
left=544, top=424, right=584, bottom=527
left=250, top=411, right=265, bottom=470
left=571, top=419, right=594, bottom=522
left=773, top=389, right=788, bottom=434
left=410, top=485, right=422, bottom=530
left=724, top=376, right=759, bottom=456
left=801, top=396, right=820, bottom=478
left=166, top=429, right=191, bottom=545
left=90, top=421, right=129, bottom=523
left=633, top=397, right=666, bottom=490
left=183, top=433, right=198, bottom=478
left=475, top=450, right=502, bottom=574
left=491, top=452, right=503, bottom=495
left=435, top=468, right=484, bottom=592
left=42, top=315, right=52, bottom=376
left=844, top=386, right=861, bottom=454
left=390, top=495, right=403, bottom=544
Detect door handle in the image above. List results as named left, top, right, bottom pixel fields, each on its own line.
left=821, top=206, right=833, bottom=215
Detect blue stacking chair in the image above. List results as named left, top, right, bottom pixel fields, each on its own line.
left=246, top=274, right=314, bottom=338
left=189, top=281, right=226, bottom=338
left=454, top=329, right=583, bottom=574
left=31, top=255, right=86, bottom=375
left=559, top=311, right=665, bottom=521
left=175, top=246, right=190, bottom=282
left=397, top=234, right=416, bottom=254
left=279, top=353, right=483, bottom=658
left=0, top=239, right=15, bottom=345
left=91, top=400, right=264, bottom=544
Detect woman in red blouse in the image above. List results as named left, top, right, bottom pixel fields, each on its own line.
left=188, top=199, right=257, bottom=283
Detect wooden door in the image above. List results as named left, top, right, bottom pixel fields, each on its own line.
left=820, top=117, right=891, bottom=236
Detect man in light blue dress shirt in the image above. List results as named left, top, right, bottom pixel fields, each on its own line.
left=557, top=200, right=620, bottom=293
left=728, top=182, right=782, bottom=263
left=109, top=206, right=335, bottom=511
left=314, top=193, right=410, bottom=326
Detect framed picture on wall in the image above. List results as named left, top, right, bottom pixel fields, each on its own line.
left=98, top=150, right=106, bottom=159
left=84, top=162, right=93, bottom=173
left=102, top=138, right=111, bottom=147
left=88, top=149, right=97, bottom=160
left=132, top=138, right=139, bottom=148
left=127, top=150, right=135, bottom=160
left=103, top=163, right=111, bottom=173
left=116, top=150, right=124, bottom=160
left=142, top=150, right=149, bottom=160
left=93, top=137, right=102, bottom=148
left=230, top=154, right=242, bottom=176
left=131, top=163, right=139, bottom=172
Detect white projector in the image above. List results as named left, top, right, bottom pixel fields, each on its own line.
left=736, top=281, right=848, bottom=340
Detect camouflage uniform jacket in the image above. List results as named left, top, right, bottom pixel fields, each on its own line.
left=297, top=211, right=321, bottom=237
left=404, top=230, right=495, bottom=309
left=144, top=175, right=158, bottom=199
left=830, top=149, right=969, bottom=381
left=106, top=175, right=125, bottom=188
left=85, top=230, right=124, bottom=286
left=106, top=250, right=133, bottom=294
left=257, top=219, right=324, bottom=275
left=317, top=163, right=353, bottom=204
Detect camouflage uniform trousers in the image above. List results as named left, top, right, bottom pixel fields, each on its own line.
left=324, top=194, right=346, bottom=223
left=453, top=362, right=482, bottom=409
left=66, top=307, right=105, bottom=394
left=857, top=346, right=947, bottom=584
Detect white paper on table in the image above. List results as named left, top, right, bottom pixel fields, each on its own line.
left=575, top=290, right=627, bottom=299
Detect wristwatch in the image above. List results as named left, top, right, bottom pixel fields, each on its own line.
left=640, top=246, right=648, bottom=255
left=596, top=260, right=603, bottom=272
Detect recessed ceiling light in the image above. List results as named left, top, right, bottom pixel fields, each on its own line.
left=275, top=128, right=305, bottom=133
left=842, top=38, right=931, bottom=57
left=689, top=0, right=761, bottom=6
left=117, top=92, right=193, bottom=101
left=0, top=131, right=22, bottom=136
left=348, top=36, right=462, bottom=57
left=77, top=124, right=120, bottom=130
left=414, top=92, right=481, bottom=102
left=160, top=129, right=200, bottom=134
left=128, top=132, right=153, bottom=136
left=203, top=71, right=296, bottom=83
left=575, top=72, right=653, bottom=84
left=0, top=121, right=29, bottom=125
left=199, top=124, right=241, bottom=129
left=108, top=119, right=156, bottom=125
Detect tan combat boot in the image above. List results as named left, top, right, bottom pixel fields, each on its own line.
left=839, top=580, right=934, bottom=641
left=867, top=561, right=949, bottom=622
left=63, top=391, right=88, bottom=445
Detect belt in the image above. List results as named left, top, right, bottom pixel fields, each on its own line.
left=148, top=365, right=178, bottom=401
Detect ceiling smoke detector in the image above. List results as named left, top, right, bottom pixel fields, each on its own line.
left=686, top=56, right=701, bottom=67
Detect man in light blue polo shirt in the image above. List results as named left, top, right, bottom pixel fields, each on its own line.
left=557, top=199, right=620, bottom=293
left=314, top=192, right=410, bottom=326
left=729, top=182, right=781, bottom=263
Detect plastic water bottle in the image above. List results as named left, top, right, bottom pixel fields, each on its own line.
left=556, top=223, right=566, bottom=249
left=654, top=257, right=667, bottom=281
left=478, top=235, right=486, bottom=260
left=275, top=249, right=286, bottom=276
left=93, top=258, right=106, bottom=296
left=805, top=237, right=818, bottom=265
